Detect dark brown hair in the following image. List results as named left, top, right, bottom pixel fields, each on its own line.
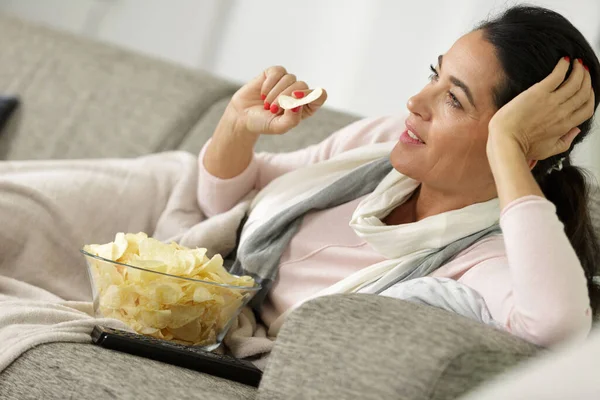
left=477, top=5, right=600, bottom=314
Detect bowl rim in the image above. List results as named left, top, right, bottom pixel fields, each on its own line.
left=80, top=248, right=261, bottom=291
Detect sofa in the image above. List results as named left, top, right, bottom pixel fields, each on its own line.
left=0, top=14, right=598, bottom=400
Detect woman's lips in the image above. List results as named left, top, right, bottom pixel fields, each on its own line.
left=399, top=129, right=425, bottom=145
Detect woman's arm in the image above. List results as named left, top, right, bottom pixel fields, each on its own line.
left=486, top=133, right=542, bottom=209
left=202, top=107, right=261, bottom=180
left=459, top=197, right=592, bottom=347
left=486, top=57, right=592, bottom=207
left=481, top=135, right=593, bottom=345
left=465, top=127, right=593, bottom=345
left=198, top=65, right=327, bottom=217
left=478, top=58, right=596, bottom=345
left=198, top=115, right=404, bottom=217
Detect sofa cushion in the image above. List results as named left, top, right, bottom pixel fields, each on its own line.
left=0, top=14, right=237, bottom=160
left=178, top=96, right=361, bottom=155
left=457, top=325, right=600, bottom=399
left=258, top=294, right=540, bottom=400
left=0, top=342, right=256, bottom=400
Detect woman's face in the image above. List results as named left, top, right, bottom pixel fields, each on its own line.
left=390, top=30, right=504, bottom=195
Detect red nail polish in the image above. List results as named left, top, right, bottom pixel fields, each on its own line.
left=261, top=94, right=267, bottom=100
left=584, top=65, right=590, bottom=72
left=264, top=101, right=270, bottom=110
left=293, top=91, right=305, bottom=99
left=291, top=106, right=301, bottom=112
left=564, top=56, right=570, bottom=62
left=270, top=104, right=279, bottom=114
left=577, top=58, right=583, bottom=64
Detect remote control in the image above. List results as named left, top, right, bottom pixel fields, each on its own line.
left=91, top=325, right=262, bottom=387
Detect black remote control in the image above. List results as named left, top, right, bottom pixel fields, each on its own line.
left=91, top=325, right=262, bottom=387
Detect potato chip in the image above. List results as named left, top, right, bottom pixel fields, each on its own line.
left=169, top=318, right=204, bottom=342
left=139, top=309, right=172, bottom=329
left=86, top=243, right=114, bottom=260
left=100, top=284, right=137, bottom=309
left=167, top=304, right=205, bottom=329
left=192, top=286, right=213, bottom=303
left=119, top=232, right=148, bottom=263
left=278, top=87, right=324, bottom=110
left=84, top=232, right=256, bottom=346
left=147, top=281, right=184, bottom=305
left=92, top=263, right=124, bottom=289
left=112, top=232, right=128, bottom=260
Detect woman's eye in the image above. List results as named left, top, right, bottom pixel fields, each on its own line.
left=428, top=64, right=439, bottom=81
left=448, top=92, right=462, bottom=109
left=429, top=63, right=462, bottom=110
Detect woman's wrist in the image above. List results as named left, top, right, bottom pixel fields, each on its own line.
left=487, top=129, right=544, bottom=209
left=217, top=106, right=261, bottom=144
left=203, top=107, right=261, bottom=179
left=486, top=129, right=525, bottom=168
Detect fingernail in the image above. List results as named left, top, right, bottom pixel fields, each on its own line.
left=270, top=104, right=279, bottom=114
left=264, top=101, right=270, bottom=110
left=261, top=94, right=267, bottom=100
left=293, top=91, right=305, bottom=99
left=584, top=65, right=590, bottom=72
left=577, top=58, right=583, bottom=64
left=291, top=106, right=301, bottom=112
left=564, top=56, right=570, bottom=62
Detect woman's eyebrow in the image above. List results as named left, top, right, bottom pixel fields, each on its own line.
left=438, top=55, right=477, bottom=110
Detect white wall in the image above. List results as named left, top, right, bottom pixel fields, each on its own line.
left=0, top=0, right=599, bottom=176
left=93, top=0, right=232, bottom=68
left=0, top=0, right=99, bottom=33
left=0, top=0, right=230, bottom=67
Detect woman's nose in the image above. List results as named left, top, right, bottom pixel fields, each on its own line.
left=407, top=90, right=431, bottom=121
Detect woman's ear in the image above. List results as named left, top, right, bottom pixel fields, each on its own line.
left=528, top=160, right=538, bottom=170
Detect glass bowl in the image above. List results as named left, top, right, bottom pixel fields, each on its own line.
left=81, top=249, right=261, bottom=351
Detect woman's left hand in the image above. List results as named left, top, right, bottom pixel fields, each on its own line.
left=487, top=57, right=595, bottom=161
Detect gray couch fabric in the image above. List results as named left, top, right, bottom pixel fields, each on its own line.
left=0, top=342, right=255, bottom=400
left=258, top=294, right=541, bottom=400
left=0, top=14, right=238, bottom=160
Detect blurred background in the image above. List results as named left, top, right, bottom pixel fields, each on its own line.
left=0, top=0, right=598, bottom=174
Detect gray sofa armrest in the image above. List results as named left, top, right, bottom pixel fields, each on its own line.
left=0, top=14, right=238, bottom=160
left=0, top=343, right=256, bottom=400
left=258, top=294, right=542, bottom=400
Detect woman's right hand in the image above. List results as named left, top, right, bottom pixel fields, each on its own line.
left=225, top=65, right=328, bottom=136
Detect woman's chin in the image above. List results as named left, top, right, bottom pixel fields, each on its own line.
left=389, top=146, right=421, bottom=179
left=389, top=154, right=419, bottom=180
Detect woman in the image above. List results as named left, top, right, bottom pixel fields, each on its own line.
left=199, top=5, right=599, bottom=347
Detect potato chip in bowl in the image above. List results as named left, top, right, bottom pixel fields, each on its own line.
left=82, top=232, right=260, bottom=350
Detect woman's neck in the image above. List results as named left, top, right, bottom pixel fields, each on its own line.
left=384, top=183, right=496, bottom=225
left=416, top=185, right=476, bottom=221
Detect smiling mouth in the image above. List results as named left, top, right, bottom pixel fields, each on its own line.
left=399, top=129, right=425, bottom=146
left=407, top=129, right=425, bottom=144
left=407, top=130, right=422, bottom=142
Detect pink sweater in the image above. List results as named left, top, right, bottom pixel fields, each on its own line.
left=197, top=115, right=592, bottom=347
